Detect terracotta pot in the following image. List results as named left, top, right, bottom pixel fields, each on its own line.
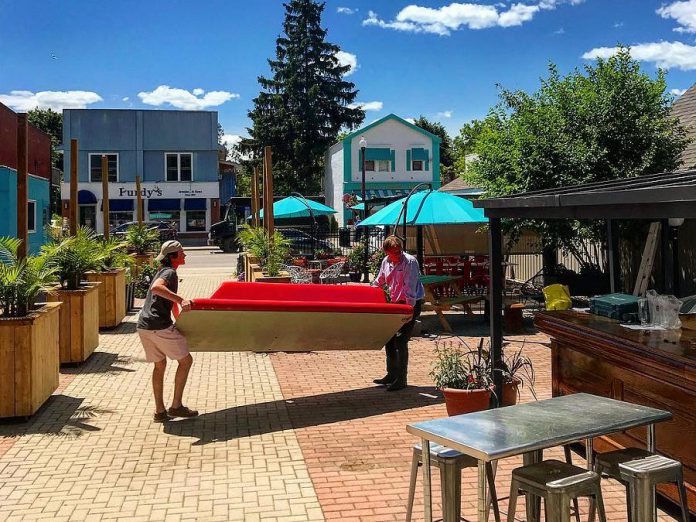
left=501, top=379, right=521, bottom=407
left=442, top=387, right=492, bottom=416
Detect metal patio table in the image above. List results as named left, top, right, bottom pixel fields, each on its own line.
left=406, top=393, right=672, bottom=522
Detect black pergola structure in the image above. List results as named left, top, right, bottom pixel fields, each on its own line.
left=473, top=169, right=696, bottom=395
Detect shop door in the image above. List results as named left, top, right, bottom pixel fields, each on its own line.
left=79, top=205, right=96, bottom=230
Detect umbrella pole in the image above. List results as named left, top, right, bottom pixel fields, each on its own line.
left=417, top=225, right=424, bottom=274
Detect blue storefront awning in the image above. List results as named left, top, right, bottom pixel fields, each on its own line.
left=101, top=199, right=134, bottom=211
left=184, top=198, right=206, bottom=211
left=78, top=190, right=97, bottom=204
left=148, top=199, right=180, bottom=211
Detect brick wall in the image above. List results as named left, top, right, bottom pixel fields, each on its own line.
left=0, top=102, right=52, bottom=181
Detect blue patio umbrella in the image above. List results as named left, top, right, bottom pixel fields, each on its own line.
left=356, top=190, right=487, bottom=227
left=259, top=196, right=337, bottom=219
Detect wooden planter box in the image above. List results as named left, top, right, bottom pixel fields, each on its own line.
left=254, top=272, right=291, bottom=283
left=0, top=303, right=61, bottom=418
left=85, top=269, right=126, bottom=328
left=131, top=253, right=154, bottom=278
left=46, top=282, right=100, bottom=364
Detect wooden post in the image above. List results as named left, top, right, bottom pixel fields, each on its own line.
left=263, top=146, right=274, bottom=236
left=101, top=155, right=110, bottom=240
left=488, top=217, right=504, bottom=404
left=16, top=114, right=28, bottom=260
left=251, top=166, right=260, bottom=228
left=135, top=175, right=143, bottom=224
left=70, top=139, right=78, bottom=235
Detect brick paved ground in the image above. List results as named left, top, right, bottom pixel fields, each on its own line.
left=0, top=262, right=680, bottom=521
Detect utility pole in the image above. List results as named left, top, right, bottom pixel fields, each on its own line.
left=251, top=166, right=260, bottom=228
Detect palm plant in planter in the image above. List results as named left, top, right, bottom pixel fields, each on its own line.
left=499, top=343, right=536, bottom=406
left=238, top=226, right=291, bottom=281
left=0, top=237, right=57, bottom=317
left=347, top=244, right=366, bottom=282
left=430, top=339, right=495, bottom=416
left=42, top=227, right=105, bottom=363
left=85, top=236, right=133, bottom=328
left=0, top=237, right=60, bottom=418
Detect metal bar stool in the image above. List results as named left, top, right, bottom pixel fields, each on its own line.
left=406, top=442, right=501, bottom=522
left=592, top=448, right=689, bottom=522
left=507, top=459, right=607, bottom=522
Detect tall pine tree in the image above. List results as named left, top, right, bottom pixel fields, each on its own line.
left=245, top=0, right=364, bottom=195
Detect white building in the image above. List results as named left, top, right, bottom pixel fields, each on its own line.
left=324, top=114, right=442, bottom=227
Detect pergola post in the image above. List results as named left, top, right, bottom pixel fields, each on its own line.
left=416, top=225, right=424, bottom=274
left=16, top=114, right=28, bottom=260
left=607, top=219, right=620, bottom=293
left=488, top=217, right=504, bottom=402
left=661, top=219, right=674, bottom=294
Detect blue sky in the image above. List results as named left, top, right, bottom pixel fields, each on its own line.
left=1, top=0, right=695, bottom=148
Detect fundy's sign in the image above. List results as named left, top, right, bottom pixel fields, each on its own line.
left=61, top=182, right=219, bottom=200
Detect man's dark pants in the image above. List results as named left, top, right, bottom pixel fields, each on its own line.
left=385, top=299, right=423, bottom=385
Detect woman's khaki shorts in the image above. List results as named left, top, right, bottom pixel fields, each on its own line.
left=137, top=326, right=190, bottom=363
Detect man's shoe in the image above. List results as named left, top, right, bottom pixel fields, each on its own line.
left=373, top=376, right=393, bottom=386
left=153, top=410, right=170, bottom=423
left=386, top=381, right=407, bottom=391
left=168, top=405, right=199, bottom=418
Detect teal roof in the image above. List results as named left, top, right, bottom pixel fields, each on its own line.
left=342, top=114, right=442, bottom=145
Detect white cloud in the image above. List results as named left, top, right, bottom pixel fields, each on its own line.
left=583, top=41, right=696, bottom=71
left=554, top=27, right=565, bottom=34
left=362, top=1, right=582, bottom=36
left=192, top=88, right=205, bottom=96
left=348, top=101, right=383, bottom=111
left=657, top=0, right=696, bottom=33
left=221, top=134, right=242, bottom=149
left=671, top=88, right=688, bottom=96
left=437, top=110, right=453, bottom=118
left=335, top=51, right=358, bottom=76
left=122, top=96, right=129, bottom=102
left=337, top=7, right=356, bottom=15
left=137, top=85, right=238, bottom=110
left=0, top=90, right=103, bottom=111
left=405, top=117, right=416, bottom=124
left=614, top=21, right=624, bottom=28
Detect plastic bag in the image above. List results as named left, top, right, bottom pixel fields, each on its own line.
left=543, top=284, right=572, bottom=311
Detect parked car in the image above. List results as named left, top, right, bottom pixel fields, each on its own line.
left=277, top=228, right=338, bottom=256
left=111, top=221, right=178, bottom=242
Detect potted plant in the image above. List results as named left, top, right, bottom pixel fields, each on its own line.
left=347, top=244, right=366, bottom=282
left=430, top=339, right=494, bottom=416
left=42, top=227, right=105, bottom=364
left=85, top=236, right=133, bottom=328
left=0, top=237, right=61, bottom=418
left=238, top=226, right=292, bottom=282
left=499, top=343, right=536, bottom=406
left=125, top=224, right=160, bottom=277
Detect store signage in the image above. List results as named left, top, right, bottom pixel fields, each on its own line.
left=61, top=182, right=219, bottom=200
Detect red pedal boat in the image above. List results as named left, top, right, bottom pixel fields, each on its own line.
left=175, top=282, right=413, bottom=352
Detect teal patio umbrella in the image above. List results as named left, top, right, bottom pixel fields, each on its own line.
left=357, top=190, right=488, bottom=268
left=357, top=190, right=487, bottom=227
left=259, top=196, right=337, bottom=219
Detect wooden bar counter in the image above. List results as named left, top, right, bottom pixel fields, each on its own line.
left=535, top=310, right=696, bottom=514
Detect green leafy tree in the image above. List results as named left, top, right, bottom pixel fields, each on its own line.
left=27, top=108, right=62, bottom=169
left=244, top=0, right=364, bottom=195
left=413, top=116, right=454, bottom=184
left=453, top=119, right=486, bottom=176
left=466, top=48, right=690, bottom=269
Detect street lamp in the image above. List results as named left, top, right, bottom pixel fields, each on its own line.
left=359, top=136, right=369, bottom=282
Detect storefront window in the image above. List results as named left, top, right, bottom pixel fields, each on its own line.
left=79, top=205, right=96, bottom=229
left=148, top=211, right=180, bottom=231
left=109, top=211, right=134, bottom=228
left=186, top=211, right=207, bottom=232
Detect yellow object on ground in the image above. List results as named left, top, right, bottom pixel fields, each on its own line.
left=543, top=284, right=572, bottom=311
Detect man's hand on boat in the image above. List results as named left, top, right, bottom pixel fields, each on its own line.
left=180, top=299, right=192, bottom=313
